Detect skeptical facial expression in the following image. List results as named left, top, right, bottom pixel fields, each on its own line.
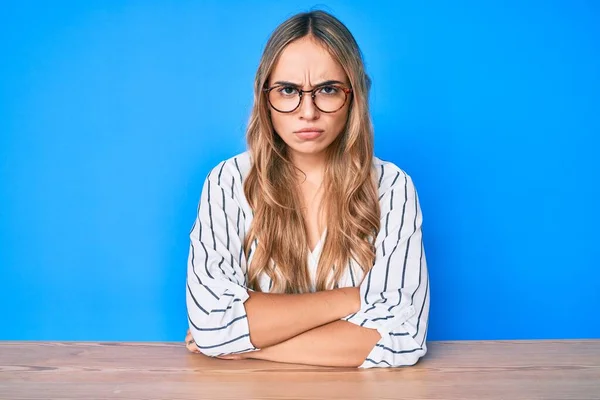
left=266, top=36, right=352, bottom=158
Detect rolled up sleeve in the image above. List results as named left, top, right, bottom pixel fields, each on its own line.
left=186, top=161, right=259, bottom=357
left=343, top=171, right=430, bottom=368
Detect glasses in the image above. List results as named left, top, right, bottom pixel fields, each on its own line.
left=263, top=84, right=353, bottom=113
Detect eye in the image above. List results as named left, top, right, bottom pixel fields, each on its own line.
left=318, top=85, right=340, bottom=95
left=277, top=86, right=298, bottom=96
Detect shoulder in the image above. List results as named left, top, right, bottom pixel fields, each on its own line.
left=372, top=155, right=417, bottom=198
left=205, top=151, right=252, bottom=185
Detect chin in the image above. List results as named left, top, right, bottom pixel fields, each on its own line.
left=288, top=144, right=329, bottom=155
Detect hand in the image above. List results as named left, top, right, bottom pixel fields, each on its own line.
left=184, top=329, right=200, bottom=354
left=216, top=350, right=265, bottom=361
left=216, top=354, right=245, bottom=360
left=186, top=328, right=263, bottom=360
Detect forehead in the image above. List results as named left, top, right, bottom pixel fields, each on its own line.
left=269, top=36, right=347, bottom=84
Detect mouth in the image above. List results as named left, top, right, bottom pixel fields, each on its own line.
left=294, top=129, right=324, bottom=140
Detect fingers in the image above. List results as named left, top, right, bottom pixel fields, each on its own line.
left=184, top=329, right=246, bottom=359
left=184, top=329, right=201, bottom=354
left=186, top=341, right=200, bottom=353
left=216, top=354, right=242, bottom=360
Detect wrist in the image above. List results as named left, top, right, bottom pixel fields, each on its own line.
left=247, top=346, right=275, bottom=362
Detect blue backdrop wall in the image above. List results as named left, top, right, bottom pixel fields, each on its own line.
left=1, top=0, right=598, bottom=341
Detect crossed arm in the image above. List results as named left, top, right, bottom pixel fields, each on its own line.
left=186, top=288, right=381, bottom=367
left=219, top=289, right=381, bottom=367
left=186, top=164, right=429, bottom=368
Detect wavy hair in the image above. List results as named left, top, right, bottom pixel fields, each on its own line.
left=243, top=10, right=380, bottom=293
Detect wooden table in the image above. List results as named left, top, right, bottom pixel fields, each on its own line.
left=1, top=340, right=599, bottom=399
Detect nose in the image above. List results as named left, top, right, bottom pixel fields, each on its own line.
left=298, top=92, right=319, bottom=120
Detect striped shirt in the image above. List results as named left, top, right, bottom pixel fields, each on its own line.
left=186, top=151, right=430, bottom=368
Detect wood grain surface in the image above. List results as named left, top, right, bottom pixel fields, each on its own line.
left=1, top=339, right=599, bottom=399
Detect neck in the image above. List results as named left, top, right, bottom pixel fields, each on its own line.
left=289, top=150, right=326, bottom=185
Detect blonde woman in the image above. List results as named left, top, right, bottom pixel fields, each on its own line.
left=184, top=10, right=430, bottom=368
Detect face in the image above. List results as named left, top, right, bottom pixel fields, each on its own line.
left=267, top=36, right=351, bottom=161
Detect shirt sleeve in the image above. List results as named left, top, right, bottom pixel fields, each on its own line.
left=343, top=170, right=430, bottom=368
left=186, top=161, right=259, bottom=357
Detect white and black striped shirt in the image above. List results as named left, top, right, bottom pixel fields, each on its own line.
left=186, top=151, right=430, bottom=368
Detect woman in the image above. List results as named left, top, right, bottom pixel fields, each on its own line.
left=184, top=10, right=430, bottom=369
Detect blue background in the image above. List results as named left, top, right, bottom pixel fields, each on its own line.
left=1, top=0, right=598, bottom=341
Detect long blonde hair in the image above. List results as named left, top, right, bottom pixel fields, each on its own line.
left=243, top=10, right=380, bottom=293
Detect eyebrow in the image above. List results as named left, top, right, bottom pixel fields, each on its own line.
left=271, top=79, right=346, bottom=88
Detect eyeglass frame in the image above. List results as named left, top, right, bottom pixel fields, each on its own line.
left=262, top=83, right=353, bottom=114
